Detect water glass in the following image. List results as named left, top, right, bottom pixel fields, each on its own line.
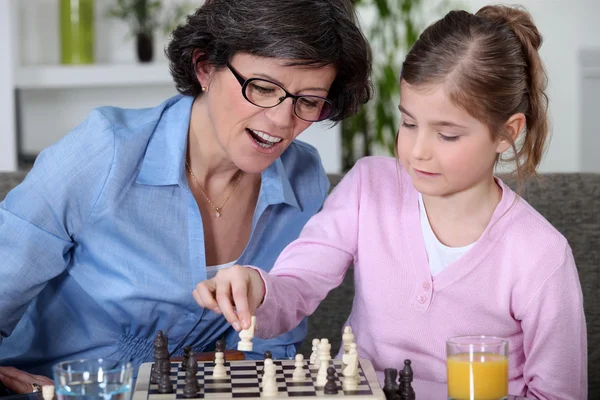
left=446, top=336, right=509, bottom=400
left=53, top=359, right=133, bottom=400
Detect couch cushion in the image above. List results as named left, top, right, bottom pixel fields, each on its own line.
left=0, top=172, right=27, bottom=201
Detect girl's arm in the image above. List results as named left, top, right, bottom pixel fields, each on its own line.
left=519, top=245, right=587, bottom=399
left=195, top=160, right=364, bottom=337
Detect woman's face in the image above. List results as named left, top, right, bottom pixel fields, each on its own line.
left=196, top=53, right=337, bottom=174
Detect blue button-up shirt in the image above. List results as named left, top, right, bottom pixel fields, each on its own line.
left=0, top=95, right=330, bottom=377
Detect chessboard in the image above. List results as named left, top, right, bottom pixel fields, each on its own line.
left=133, top=358, right=385, bottom=400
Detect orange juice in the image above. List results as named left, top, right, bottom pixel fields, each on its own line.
left=447, top=352, right=508, bottom=400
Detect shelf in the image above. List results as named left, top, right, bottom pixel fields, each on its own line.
left=15, top=63, right=174, bottom=89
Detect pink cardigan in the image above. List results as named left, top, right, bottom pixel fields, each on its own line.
left=254, top=157, right=587, bottom=399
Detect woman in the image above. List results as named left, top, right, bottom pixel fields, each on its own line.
left=0, top=0, right=372, bottom=392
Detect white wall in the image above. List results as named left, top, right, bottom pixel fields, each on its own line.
left=0, top=0, right=17, bottom=171
left=12, top=0, right=341, bottom=173
left=440, top=0, right=600, bottom=172
left=6, top=0, right=600, bottom=173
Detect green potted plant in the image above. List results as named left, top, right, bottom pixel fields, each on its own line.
left=107, top=0, right=192, bottom=63
left=342, top=0, right=452, bottom=171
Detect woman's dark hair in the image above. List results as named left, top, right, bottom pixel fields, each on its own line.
left=399, top=5, right=549, bottom=184
left=166, top=0, right=373, bottom=122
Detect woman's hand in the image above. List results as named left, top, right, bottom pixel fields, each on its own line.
left=193, top=265, right=266, bottom=332
left=0, top=366, right=53, bottom=394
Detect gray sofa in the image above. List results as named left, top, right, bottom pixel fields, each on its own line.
left=1, top=171, right=599, bottom=396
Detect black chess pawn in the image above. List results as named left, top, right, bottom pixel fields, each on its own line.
left=400, top=360, right=415, bottom=400
left=323, top=366, right=338, bottom=394
left=158, top=371, right=174, bottom=394
left=182, top=346, right=191, bottom=371
left=186, top=350, right=201, bottom=391
left=383, top=368, right=400, bottom=400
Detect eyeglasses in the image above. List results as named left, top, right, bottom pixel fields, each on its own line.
left=227, top=63, right=334, bottom=122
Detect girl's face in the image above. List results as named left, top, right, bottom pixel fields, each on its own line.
left=396, top=81, right=506, bottom=198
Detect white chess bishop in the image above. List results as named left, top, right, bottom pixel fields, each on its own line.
left=342, top=325, right=355, bottom=354
left=238, top=316, right=256, bottom=351
left=309, top=338, right=320, bottom=365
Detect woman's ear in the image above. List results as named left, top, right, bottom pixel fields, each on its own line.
left=496, top=113, right=526, bottom=153
left=193, top=49, right=215, bottom=90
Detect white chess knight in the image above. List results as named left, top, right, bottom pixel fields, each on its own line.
left=342, top=343, right=359, bottom=390
left=316, top=338, right=331, bottom=386
left=342, top=325, right=355, bottom=354
left=212, top=351, right=227, bottom=378
left=237, top=316, right=256, bottom=351
left=310, top=338, right=320, bottom=366
left=261, top=359, right=278, bottom=397
left=292, top=354, right=306, bottom=381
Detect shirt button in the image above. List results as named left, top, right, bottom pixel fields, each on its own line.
left=417, top=295, right=426, bottom=304
left=423, top=282, right=430, bottom=290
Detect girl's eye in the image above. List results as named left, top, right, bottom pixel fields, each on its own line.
left=439, top=133, right=459, bottom=142
left=401, top=121, right=416, bottom=129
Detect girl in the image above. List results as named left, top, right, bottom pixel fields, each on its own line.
left=194, top=5, right=587, bottom=399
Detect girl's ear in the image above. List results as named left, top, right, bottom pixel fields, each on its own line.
left=193, top=49, right=216, bottom=90
left=496, top=113, right=526, bottom=153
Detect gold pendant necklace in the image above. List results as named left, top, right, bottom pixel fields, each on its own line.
left=186, top=161, right=243, bottom=218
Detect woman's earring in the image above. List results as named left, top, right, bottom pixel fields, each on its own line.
left=202, top=86, right=208, bottom=92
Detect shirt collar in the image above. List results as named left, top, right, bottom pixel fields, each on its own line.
left=136, top=95, right=300, bottom=210
left=136, top=95, right=193, bottom=186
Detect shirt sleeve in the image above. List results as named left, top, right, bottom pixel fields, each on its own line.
left=252, top=160, right=363, bottom=339
left=0, top=109, right=115, bottom=343
left=519, top=244, right=587, bottom=399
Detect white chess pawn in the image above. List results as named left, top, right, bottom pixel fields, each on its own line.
left=342, top=325, right=355, bottom=354
left=292, top=354, right=305, bottom=381
left=212, top=351, right=227, bottom=378
left=42, top=385, right=55, bottom=400
left=237, top=316, right=256, bottom=351
left=316, top=338, right=331, bottom=386
left=261, top=360, right=278, bottom=396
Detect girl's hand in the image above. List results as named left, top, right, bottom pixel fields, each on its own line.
left=0, top=366, right=53, bottom=394
left=193, top=265, right=266, bottom=331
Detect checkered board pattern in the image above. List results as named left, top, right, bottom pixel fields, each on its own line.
left=133, top=358, right=385, bottom=400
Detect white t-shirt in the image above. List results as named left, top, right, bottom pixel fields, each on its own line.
left=206, top=260, right=237, bottom=280
left=418, top=193, right=475, bottom=277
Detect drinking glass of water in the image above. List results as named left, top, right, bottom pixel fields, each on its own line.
left=53, top=359, right=133, bottom=400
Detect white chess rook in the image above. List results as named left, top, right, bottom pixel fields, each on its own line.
left=238, top=316, right=256, bottom=352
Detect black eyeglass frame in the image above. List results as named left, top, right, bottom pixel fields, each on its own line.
left=226, top=63, right=334, bottom=122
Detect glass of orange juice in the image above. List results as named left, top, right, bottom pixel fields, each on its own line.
left=446, top=336, right=508, bottom=400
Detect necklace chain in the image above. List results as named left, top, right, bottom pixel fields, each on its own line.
left=185, top=161, right=243, bottom=218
